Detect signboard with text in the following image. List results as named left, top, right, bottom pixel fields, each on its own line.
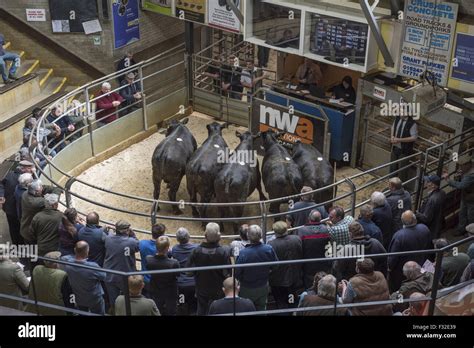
left=112, top=0, right=140, bottom=49
left=142, top=0, right=174, bottom=16
left=399, top=0, right=458, bottom=86
left=26, top=9, right=46, bottom=22
left=208, top=0, right=241, bottom=33
left=175, top=0, right=206, bottom=23
left=451, top=33, right=474, bottom=84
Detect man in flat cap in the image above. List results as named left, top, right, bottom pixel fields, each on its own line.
left=119, top=71, right=142, bottom=116
left=443, top=155, right=474, bottom=236
left=103, top=220, right=139, bottom=310
left=0, top=160, right=35, bottom=246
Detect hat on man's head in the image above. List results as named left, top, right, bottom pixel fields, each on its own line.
left=458, top=155, right=473, bottom=166
left=424, top=174, right=441, bottom=186
left=126, top=72, right=135, bottom=79
left=19, top=160, right=34, bottom=167
left=115, top=220, right=131, bottom=233
left=466, top=223, right=474, bottom=235
left=44, top=251, right=61, bottom=260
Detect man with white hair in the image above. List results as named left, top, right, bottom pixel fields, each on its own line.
left=96, top=81, right=124, bottom=126
left=171, top=227, right=198, bottom=315
left=186, top=222, right=231, bottom=315
left=14, top=172, right=34, bottom=220
left=370, top=191, right=393, bottom=249
left=235, top=224, right=278, bottom=311
left=298, top=274, right=347, bottom=316
left=20, top=179, right=62, bottom=245
left=29, top=193, right=64, bottom=257
left=390, top=261, right=433, bottom=305
left=388, top=211, right=432, bottom=292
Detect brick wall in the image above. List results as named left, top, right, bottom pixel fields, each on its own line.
left=0, top=0, right=186, bottom=75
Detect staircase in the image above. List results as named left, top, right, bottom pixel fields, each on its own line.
left=0, top=39, right=75, bottom=159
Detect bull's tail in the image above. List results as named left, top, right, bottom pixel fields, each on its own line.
left=224, top=174, right=233, bottom=194
left=287, top=170, right=301, bottom=196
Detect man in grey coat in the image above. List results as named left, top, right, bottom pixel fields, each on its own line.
left=0, top=244, right=29, bottom=310
left=386, top=177, right=412, bottom=233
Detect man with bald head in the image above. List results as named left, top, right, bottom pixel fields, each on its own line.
left=63, top=241, right=106, bottom=314
left=387, top=211, right=432, bottom=292
left=208, top=278, right=256, bottom=315
left=77, top=212, right=109, bottom=266
left=298, top=209, right=332, bottom=288
left=186, top=222, right=232, bottom=315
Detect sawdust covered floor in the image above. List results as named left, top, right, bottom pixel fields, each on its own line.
left=70, top=112, right=387, bottom=244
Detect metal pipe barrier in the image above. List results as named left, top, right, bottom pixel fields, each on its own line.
left=1, top=236, right=471, bottom=316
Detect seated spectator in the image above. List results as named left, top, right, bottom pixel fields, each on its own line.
left=390, top=261, right=433, bottom=312
left=26, top=251, right=73, bottom=315
left=298, top=210, right=332, bottom=288
left=230, top=224, right=250, bottom=257
left=77, top=212, right=108, bottom=266
left=115, top=275, right=160, bottom=316
left=0, top=33, right=20, bottom=84
left=298, top=274, right=347, bottom=316
left=401, top=292, right=428, bottom=316
left=460, top=258, right=474, bottom=283
left=386, top=177, right=412, bottom=233
left=268, top=221, right=303, bottom=312
left=116, top=51, right=137, bottom=85
left=171, top=228, right=198, bottom=315
left=289, top=186, right=328, bottom=229
left=357, top=204, right=383, bottom=243
left=0, top=244, right=29, bottom=310
left=120, top=72, right=142, bottom=115
left=14, top=172, right=34, bottom=221
left=415, top=175, right=446, bottom=239
left=371, top=191, right=393, bottom=248
left=66, top=100, right=86, bottom=141
left=58, top=208, right=82, bottom=257
left=139, top=223, right=166, bottom=285
left=388, top=211, right=432, bottom=292
left=434, top=238, right=470, bottom=287
left=235, top=225, right=278, bottom=311
left=96, top=82, right=124, bottom=126
left=333, top=221, right=387, bottom=281
left=63, top=241, right=106, bottom=314
left=208, top=277, right=256, bottom=315
left=29, top=193, right=63, bottom=257
left=46, top=105, right=75, bottom=151
left=187, top=222, right=231, bottom=315
left=20, top=179, right=63, bottom=245
left=298, top=271, right=327, bottom=305
left=340, top=258, right=392, bottom=316
left=147, top=236, right=180, bottom=316
left=327, top=206, right=353, bottom=246
left=103, top=220, right=139, bottom=307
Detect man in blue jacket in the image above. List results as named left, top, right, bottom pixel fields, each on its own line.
left=77, top=212, right=108, bottom=266
left=235, top=224, right=278, bottom=311
left=0, top=33, right=20, bottom=84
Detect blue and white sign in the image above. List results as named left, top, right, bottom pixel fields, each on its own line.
left=451, top=33, right=474, bottom=84
left=399, top=0, right=458, bottom=86
left=112, top=0, right=140, bottom=49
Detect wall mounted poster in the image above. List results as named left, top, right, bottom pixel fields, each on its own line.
left=208, top=0, right=241, bottom=33
left=451, top=33, right=474, bottom=84
left=175, top=0, right=206, bottom=23
left=49, top=0, right=98, bottom=32
left=142, top=0, right=173, bottom=16
left=399, top=0, right=458, bottom=86
left=112, top=0, right=140, bottom=49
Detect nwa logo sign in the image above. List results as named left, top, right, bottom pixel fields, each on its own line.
left=258, top=104, right=314, bottom=145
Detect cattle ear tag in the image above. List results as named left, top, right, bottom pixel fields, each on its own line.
left=285, top=157, right=291, bottom=161
left=176, top=137, right=183, bottom=142
left=260, top=146, right=264, bottom=150
left=214, top=144, right=220, bottom=148
left=239, top=161, right=245, bottom=166
left=317, top=157, right=323, bottom=161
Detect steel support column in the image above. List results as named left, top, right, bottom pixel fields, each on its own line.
left=185, top=21, right=195, bottom=105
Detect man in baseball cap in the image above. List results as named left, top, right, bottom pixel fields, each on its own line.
left=443, top=154, right=474, bottom=236
left=415, top=174, right=446, bottom=239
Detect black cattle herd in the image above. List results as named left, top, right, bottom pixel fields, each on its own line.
left=151, top=118, right=334, bottom=232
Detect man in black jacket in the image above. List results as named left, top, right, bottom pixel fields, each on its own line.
left=0, top=160, right=35, bottom=245
left=116, top=51, right=137, bottom=85
left=389, top=115, right=418, bottom=184
left=208, top=277, right=256, bottom=315
left=386, top=177, right=412, bottom=233
left=268, top=221, right=303, bottom=311
left=416, top=175, right=446, bottom=239
left=186, top=222, right=231, bottom=315
left=297, top=210, right=332, bottom=288
left=289, top=186, right=328, bottom=230
left=147, top=236, right=180, bottom=316
left=371, top=191, right=393, bottom=249
left=333, top=221, right=387, bottom=281
left=221, top=55, right=243, bottom=100
left=119, top=72, right=142, bottom=116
